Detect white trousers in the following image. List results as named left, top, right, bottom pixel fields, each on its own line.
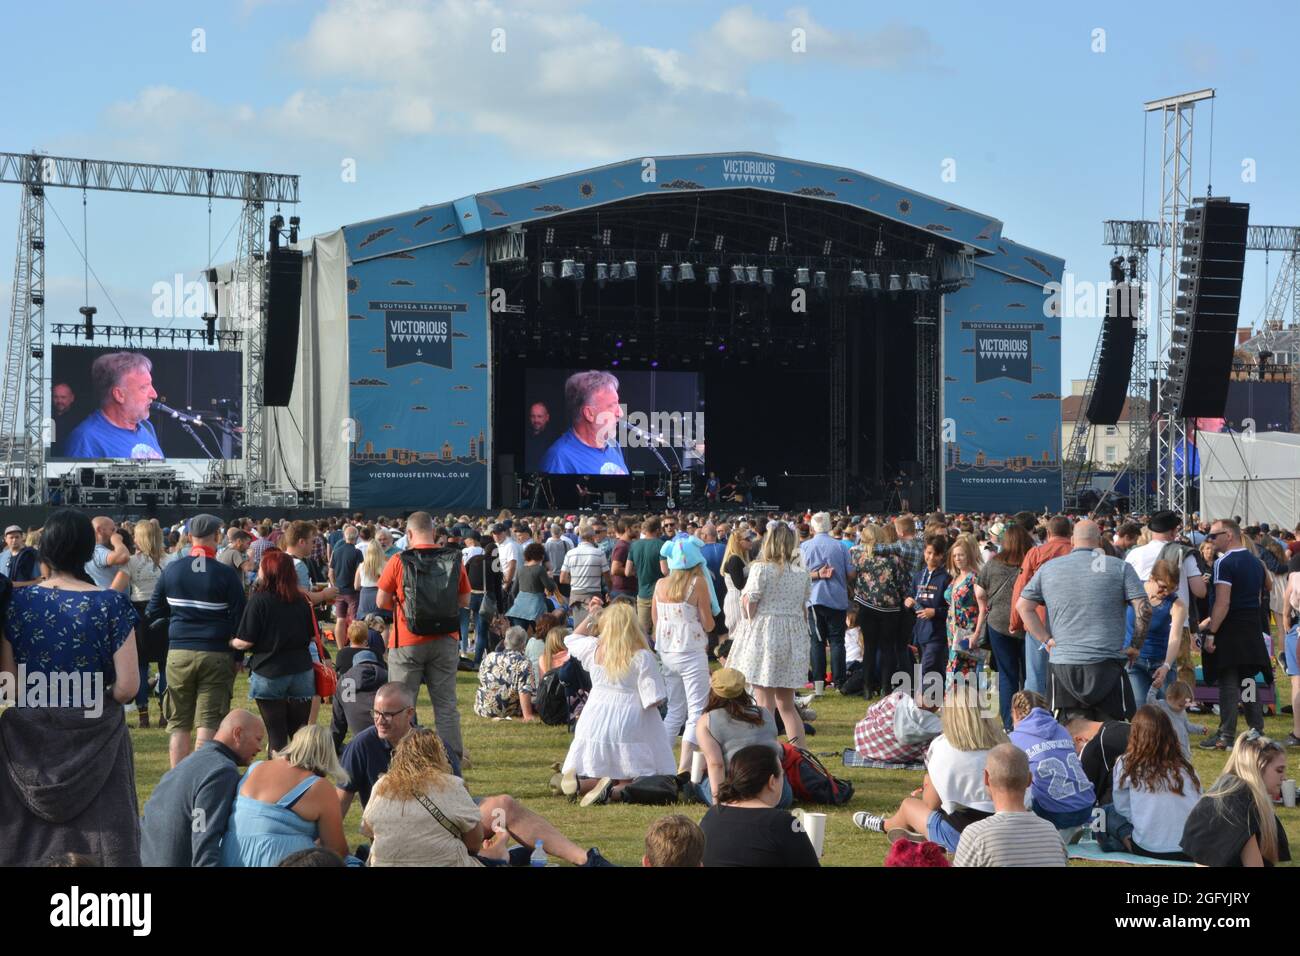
left=658, top=648, right=711, bottom=747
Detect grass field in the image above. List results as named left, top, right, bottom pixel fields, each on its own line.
left=127, top=657, right=1300, bottom=867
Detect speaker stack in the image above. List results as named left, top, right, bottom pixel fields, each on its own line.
left=263, top=246, right=305, bottom=407
left=1085, top=258, right=1140, bottom=425
left=1169, top=197, right=1249, bottom=418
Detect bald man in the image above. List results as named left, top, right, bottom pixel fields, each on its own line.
left=85, top=516, right=130, bottom=588
left=140, top=710, right=266, bottom=867
left=1015, top=519, right=1149, bottom=722
left=953, top=744, right=1068, bottom=867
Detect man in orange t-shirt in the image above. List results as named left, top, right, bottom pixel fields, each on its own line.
left=377, top=511, right=471, bottom=759
left=1009, top=514, right=1073, bottom=696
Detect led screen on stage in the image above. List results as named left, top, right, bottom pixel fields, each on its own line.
left=524, top=368, right=704, bottom=475
left=49, top=345, right=244, bottom=461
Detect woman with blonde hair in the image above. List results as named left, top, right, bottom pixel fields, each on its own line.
left=853, top=683, right=1007, bottom=850
left=1181, top=733, right=1290, bottom=866
left=652, top=537, right=716, bottom=775
left=559, top=597, right=675, bottom=805
left=120, top=519, right=168, bottom=727
left=719, top=528, right=753, bottom=641
left=354, top=533, right=388, bottom=620
left=219, top=724, right=351, bottom=867
left=728, top=522, right=811, bottom=750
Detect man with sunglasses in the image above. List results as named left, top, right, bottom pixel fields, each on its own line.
left=1197, top=519, right=1271, bottom=749
left=336, top=683, right=609, bottom=866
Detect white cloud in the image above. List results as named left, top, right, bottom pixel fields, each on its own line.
left=93, top=1, right=939, bottom=163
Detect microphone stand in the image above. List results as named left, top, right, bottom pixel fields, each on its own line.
left=180, top=421, right=216, bottom=459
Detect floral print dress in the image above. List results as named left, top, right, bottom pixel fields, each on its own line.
left=4, top=586, right=137, bottom=682
left=945, top=571, right=982, bottom=679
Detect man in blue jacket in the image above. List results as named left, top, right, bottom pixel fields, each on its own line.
left=147, top=513, right=247, bottom=769
left=140, top=710, right=266, bottom=866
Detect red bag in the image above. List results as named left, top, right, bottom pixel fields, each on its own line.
left=780, top=743, right=854, bottom=805
left=310, top=612, right=337, bottom=699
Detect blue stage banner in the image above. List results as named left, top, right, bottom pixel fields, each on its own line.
left=344, top=230, right=489, bottom=510
left=943, top=257, right=1063, bottom=513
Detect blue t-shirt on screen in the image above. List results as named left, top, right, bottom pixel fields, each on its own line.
left=65, top=410, right=163, bottom=460
left=538, top=430, right=627, bottom=475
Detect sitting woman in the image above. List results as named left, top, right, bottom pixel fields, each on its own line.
left=528, top=610, right=568, bottom=683
left=1181, top=732, right=1291, bottom=867
left=1111, top=704, right=1201, bottom=860
left=852, top=690, right=942, bottom=766
left=560, top=598, right=676, bottom=806
left=538, top=621, right=571, bottom=677
left=699, top=744, right=819, bottom=868
left=504, top=542, right=560, bottom=632
left=473, top=626, right=538, bottom=721
left=219, top=724, right=350, bottom=867
left=695, top=668, right=791, bottom=808
left=1008, top=690, right=1095, bottom=830
left=852, top=683, right=1006, bottom=851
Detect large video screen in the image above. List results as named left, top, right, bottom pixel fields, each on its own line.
left=524, top=368, right=704, bottom=475
left=49, top=345, right=244, bottom=461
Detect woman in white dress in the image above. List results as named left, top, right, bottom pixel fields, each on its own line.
left=652, top=538, right=716, bottom=774
left=560, top=598, right=675, bottom=806
left=728, top=522, right=810, bottom=749
left=719, top=530, right=752, bottom=658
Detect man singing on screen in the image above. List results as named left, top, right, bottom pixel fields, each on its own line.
left=65, top=351, right=164, bottom=460
left=539, top=370, right=628, bottom=475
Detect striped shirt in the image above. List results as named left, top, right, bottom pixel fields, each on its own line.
left=561, top=542, right=609, bottom=594
left=952, top=811, right=1068, bottom=867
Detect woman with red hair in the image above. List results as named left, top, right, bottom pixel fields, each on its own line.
left=232, top=548, right=318, bottom=754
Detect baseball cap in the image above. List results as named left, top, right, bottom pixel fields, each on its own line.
left=188, top=514, right=223, bottom=539
left=490, top=522, right=509, bottom=534
left=1148, top=510, right=1180, bottom=534
left=4, top=525, right=22, bottom=535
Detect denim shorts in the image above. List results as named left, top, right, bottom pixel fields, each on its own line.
left=926, top=810, right=962, bottom=853
left=1285, top=627, right=1299, bottom=678
left=248, top=668, right=316, bottom=700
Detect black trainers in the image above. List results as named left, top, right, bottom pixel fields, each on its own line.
left=1199, top=734, right=1229, bottom=751
left=582, top=847, right=616, bottom=867
left=1282, top=734, right=1300, bottom=747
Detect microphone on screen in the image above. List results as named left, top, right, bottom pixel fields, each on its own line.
left=151, top=400, right=202, bottom=425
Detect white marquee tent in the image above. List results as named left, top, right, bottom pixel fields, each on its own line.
left=1198, top=430, right=1300, bottom=527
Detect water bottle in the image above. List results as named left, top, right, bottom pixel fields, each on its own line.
left=530, top=840, right=548, bottom=867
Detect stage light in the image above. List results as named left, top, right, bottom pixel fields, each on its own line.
left=706, top=266, right=720, bottom=291
left=746, top=265, right=759, bottom=285
left=762, top=268, right=774, bottom=291
left=615, top=339, right=624, bottom=349
left=595, top=262, right=609, bottom=288
left=813, top=271, right=828, bottom=293
left=796, top=267, right=810, bottom=286
left=888, top=273, right=902, bottom=292
left=574, top=262, right=586, bottom=282
left=609, top=262, right=622, bottom=281
left=918, top=274, right=931, bottom=291
left=659, top=232, right=670, bottom=249
left=849, top=269, right=867, bottom=293
left=623, top=260, right=637, bottom=280
left=714, top=235, right=725, bottom=252
left=561, top=259, right=576, bottom=280
left=717, top=343, right=726, bottom=352
left=611, top=358, right=620, bottom=367
left=1110, top=256, right=1126, bottom=283
left=925, top=243, right=935, bottom=259
left=731, top=264, right=745, bottom=284
left=80, top=305, right=97, bottom=341
left=289, top=216, right=300, bottom=244
left=769, top=236, right=779, bottom=253
left=822, top=240, right=833, bottom=255
left=601, top=228, right=612, bottom=246
left=678, top=262, right=695, bottom=283
left=660, top=264, right=674, bottom=287
left=544, top=227, right=555, bottom=244
left=906, top=272, right=923, bottom=291
left=651, top=359, right=660, bottom=368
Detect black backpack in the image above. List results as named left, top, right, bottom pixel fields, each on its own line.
left=535, top=669, right=570, bottom=725
left=396, top=548, right=462, bottom=641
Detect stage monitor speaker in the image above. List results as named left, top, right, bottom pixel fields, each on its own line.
left=1085, top=284, right=1139, bottom=425
left=262, top=247, right=304, bottom=407
left=1177, top=199, right=1249, bottom=419
left=79, top=467, right=95, bottom=486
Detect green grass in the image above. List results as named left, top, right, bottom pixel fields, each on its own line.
left=128, top=659, right=1300, bottom=867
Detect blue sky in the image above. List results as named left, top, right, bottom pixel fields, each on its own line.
left=2, top=0, right=1298, bottom=391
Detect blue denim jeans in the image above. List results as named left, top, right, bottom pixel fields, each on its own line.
left=1127, top=657, right=1164, bottom=705
left=986, top=625, right=1025, bottom=730
left=1024, top=635, right=1050, bottom=696
left=697, top=775, right=793, bottom=809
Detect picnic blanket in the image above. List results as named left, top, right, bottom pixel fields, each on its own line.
left=841, top=748, right=925, bottom=771
left=1067, top=841, right=1194, bottom=867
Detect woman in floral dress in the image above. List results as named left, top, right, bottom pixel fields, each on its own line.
left=945, top=534, right=983, bottom=686
left=849, top=524, right=911, bottom=698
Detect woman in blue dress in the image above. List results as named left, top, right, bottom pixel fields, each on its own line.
left=504, top=542, right=561, bottom=632
left=1, top=509, right=139, bottom=706
left=219, top=724, right=351, bottom=866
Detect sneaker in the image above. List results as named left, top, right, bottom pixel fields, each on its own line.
left=852, top=811, right=886, bottom=833
left=560, top=769, right=579, bottom=798
left=1199, top=734, right=1229, bottom=751
left=1282, top=734, right=1300, bottom=747
left=798, top=706, right=818, bottom=723
left=886, top=827, right=926, bottom=845
left=580, top=777, right=614, bottom=807
left=582, top=847, right=616, bottom=867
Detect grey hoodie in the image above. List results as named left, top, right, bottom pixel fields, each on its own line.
left=0, top=700, right=140, bottom=866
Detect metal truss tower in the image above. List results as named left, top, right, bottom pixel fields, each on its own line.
left=0, top=152, right=297, bottom=504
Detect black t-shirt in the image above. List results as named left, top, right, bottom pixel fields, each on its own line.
left=1080, top=721, right=1130, bottom=806
left=330, top=542, right=364, bottom=596
left=699, top=804, right=820, bottom=868
left=465, top=550, right=486, bottom=590
left=340, top=725, right=461, bottom=807
left=1181, top=777, right=1292, bottom=867
left=237, top=591, right=315, bottom=678
left=1288, top=552, right=1300, bottom=574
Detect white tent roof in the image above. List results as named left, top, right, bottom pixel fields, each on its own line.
left=1198, top=431, right=1300, bottom=526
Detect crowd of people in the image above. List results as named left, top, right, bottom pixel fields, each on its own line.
left=0, top=501, right=1297, bottom=867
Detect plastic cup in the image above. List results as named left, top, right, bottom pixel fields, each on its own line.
left=1283, top=779, right=1296, bottom=809
left=690, top=751, right=706, bottom=785
left=814, top=680, right=825, bottom=696
left=803, top=812, right=827, bottom=857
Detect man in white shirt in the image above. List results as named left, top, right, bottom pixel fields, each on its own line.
left=953, top=744, right=1068, bottom=867
left=561, top=523, right=610, bottom=625
left=1124, top=510, right=1207, bottom=609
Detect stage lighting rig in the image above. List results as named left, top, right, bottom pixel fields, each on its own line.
left=79, top=305, right=96, bottom=340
